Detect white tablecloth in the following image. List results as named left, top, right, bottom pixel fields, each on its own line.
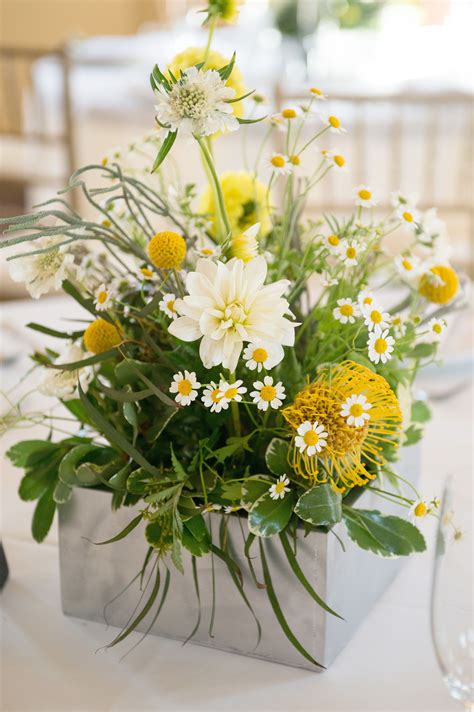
left=1, top=296, right=471, bottom=712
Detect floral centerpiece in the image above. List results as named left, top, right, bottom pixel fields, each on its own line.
left=1, top=0, right=464, bottom=669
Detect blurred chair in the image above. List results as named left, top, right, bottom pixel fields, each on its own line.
left=274, top=86, right=474, bottom=272
left=0, top=45, right=76, bottom=216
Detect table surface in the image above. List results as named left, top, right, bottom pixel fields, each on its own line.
left=1, top=296, right=472, bottom=712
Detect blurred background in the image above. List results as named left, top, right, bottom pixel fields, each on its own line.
left=0, top=0, right=473, bottom=299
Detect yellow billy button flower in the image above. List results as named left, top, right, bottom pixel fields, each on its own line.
left=283, top=361, right=402, bottom=491
left=418, top=265, right=459, bottom=305
left=83, top=318, right=121, bottom=354
left=147, top=231, right=186, bottom=270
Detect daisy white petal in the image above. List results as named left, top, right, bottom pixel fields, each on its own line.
left=367, top=328, right=395, bottom=365
left=169, top=370, right=201, bottom=406
left=333, top=298, right=360, bottom=325
left=354, top=185, right=377, bottom=208
left=269, top=475, right=291, bottom=500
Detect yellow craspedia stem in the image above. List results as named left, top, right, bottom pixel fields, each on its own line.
left=199, top=171, right=271, bottom=239
left=419, top=265, right=459, bottom=304
left=167, top=47, right=246, bottom=120
left=84, top=319, right=121, bottom=354
left=147, top=231, right=186, bottom=270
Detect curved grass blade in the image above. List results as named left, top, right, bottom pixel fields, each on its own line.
left=103, top=569, right=142, bottom=627
left=27, top=322, right=85, bottom=340
left=183, top=556, right=201, bottom=645
left=89, top=513, right=143, bottom=545
left=239, top=525, right=265, bottom=589
left=48, top=349, right=119, bottom=371
left=97, top=381, right=154, bottom=403
left=259, top=539, right=325, bottom=669
left=209, top=543, right=243, bottom=586
left=279, top=531, right=344, bottom=620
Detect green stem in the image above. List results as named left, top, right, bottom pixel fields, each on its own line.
left=203, top=16, right=217, bottom=64
left=196, top=136, right=233, bottom=241
left=229, top=371, right=242, bottom=438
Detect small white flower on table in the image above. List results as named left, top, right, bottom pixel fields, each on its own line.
left=269, top=475, right=291, bottom=500
left=169, top=370, right=201, bottom=406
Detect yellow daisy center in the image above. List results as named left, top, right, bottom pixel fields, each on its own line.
left=432, top=323, right=442, bottom=334
left=333, top=155, right=345, bottom=167
left=271, top=155, right=286, bottom=168
left=101, top=219, right=112, bottom=228
left=225, top=387, right=239, bottom=399
left=282, top=108, right=297, bottom=119
left=374, top=338, right=388, bottom=354
left=211, top=388, right=223, bottom=403
left=97, top=290, right=108, bottom=305
left=363, top=296, right=373, bottom=305
left=358, top=189, right=371, bottom=200
left=370, top=310, right=382, bottom=324
left=101, top=157, right=108, bottom=167
left=328, top=115, right=340, bottom=128
left=260, top=385, right=277, bottom=402
left=414, top=502, right=427, bottom=517
left=349, top=403, right=364, bottom=417
left=140, top=267, right=154, bottom=278
left=289, top=154, right=300, bottom=165
left=200, top=248, right=214, bottom=255
left=178, top=380, right=192, bottom=396
left=167, top=300, right=176, bottom=313
left=392, top=317, right=401, bottom=326
left=83, top=319, right=121, bottom=354
left=328, top=234, right=339, bottom=246
left=402, top=211, right=414, bottom=222
left=419, top=265, right=459, bottom=305
left=304, top=430, right=319, bottom=446
left=340, top=304, right=353, bottom=317
left=147, top=231, right=186, bottom=270
left=274, top=480, right=286, bottom=494
left=252, top=347, right=268, bottom=363
left=402, top=259, right=413, bottom=271
left=346, top=247, right=357, bottom=259
left=310, top=87, right=323, bottom=96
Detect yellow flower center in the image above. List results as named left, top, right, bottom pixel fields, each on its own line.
left=328, top=234, right=339, bottom=246
left=252, top=347, right=268, bottom=363
left=83, top=319, right=121, bottom=354
left=414, top=502, right=427, bottom=517
left=260, top=385, right=277, bottom=402
left=167, top=300, right=176, bottom=313
left=282, top=108, right=297, bottom=119
left=271, top=155, right=286, bottom=168
left=140, top=267, right=154, bottom=278
left=200, top=248, right=214, bottom=255
left=101, top=157, right=108, bottom=167
left=370, top=310, right=382, bottom=324
left=432, top=323, right=442, bottom=334
left=289, top=154, right=300, bottom=165
left=310, top=87, right=323, bottom=96
left=392, top=317, right=401, bottom=325
left=346, top=247, right=356, bottom=259
left=328, top=115, right=340, bottom=128
left=147, top=231, right=186, bottom=270
left=211, top=388, right=223, bottom=403
left=349, top=403, right=364, bottom=417
left=374, top=338, right=388, bottom=354
left=402, top=211, right=413, bottom=222
left=178, top=380, right=192, bottom=396
left=340, top=304, right=353, bottom=317
left=402, top=259, right=413, bottom=271
left=419, top=265, right=459, bottom=305
left=97, top=290, right=108, bottom=305
left=101, top=219, right=112, bottom=228
left=333, top=155, right=345, bottom=167
left=363, top=296, right=373, bottom=305
left=358, top=189, right=371, bottom=200
left=303, top=430, right=319, bottom=446
left=225, top=387, right=239, bottom=399
left=274, top=480, right=286, bottom=494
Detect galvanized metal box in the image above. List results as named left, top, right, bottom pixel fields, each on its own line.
left=58, top=446, right=420, bottom=671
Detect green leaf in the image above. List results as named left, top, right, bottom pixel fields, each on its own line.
left=265, top=438, right=290, bottom=477
left=19, top=470, right=55, bottom=501
left=108, top=462, right=132, bottom=491
left=58, top=444, right=102, bottom=486
left=241, top=476, right=271, bottom=509
left=403, top=425, right=423, bottom=446
left=151, top=130, right=177, bottom=173
left=62, top=279, right=97, bottom=317
left=144, top=407, right=177, bottom=443
left=93, top=513, right=143, bottom=545
left=411, top=400, right=431, bottom=423
left=408, top=342, right=437, bottom=359
left=236, top=115, right=267, bottom=125
left=145, top=520, right=164, bottom=547
left=343, top=508, right=426, bottom=557
left=218, top=51, right=236, bottom=81
left=53, top=480, right=73, bottom=504
left=248, top=491, right=294, bottom=538
left=213, top=435, right=252, bottom=463
left=32, top=485, right=56, bottom=543
left=6, top=440, right=56, bottom=467
left=47, top=348, right=118, bottom=371
left=170, top=445, right=188, bottom=482
left=220, top=481, right=243, bottom=501
left=295, top=484, right=342, bottom=526
left=26, top=322, right=84, bottom=340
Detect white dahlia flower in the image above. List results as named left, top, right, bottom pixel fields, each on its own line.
left=168, top=256, right=297, bottom=372
left=154, top=66, right=238, bottom=138
left=8, top=235, right=75, bottom=299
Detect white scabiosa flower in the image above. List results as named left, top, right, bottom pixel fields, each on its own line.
left=202, top=381, right=227, bottom=413
left=219, top=379, right=247, bottom=404
left=168, top=256, right=297, bottom=373
left=340, top=394, right=372, bottom=428
left=154, top=66, right=238, bottom=138
left=362, top=303, right=391, bottom=332
left=250, top=376, right=286, bottom=411
left=169, top=370, right=201, bottom=406
left=243, top=341, right=284, bottom=372
left=354, top=185, right=377, bottom=208
left=338, top=239, right=361, bottom=267
left=8, top=235, right=75, bottom=299
left=38, top=343, right=94, bottom=400
left=367, top=328, right=395, bottom=365
left=94, top=283, right=115, bottom=312
left=159, top=293, right=178, bottom=319
left=333, top=298, right=360, bottom=325
left=294, top=421, right=328, bottom=456
left=268, top=475, right=291, bottom=500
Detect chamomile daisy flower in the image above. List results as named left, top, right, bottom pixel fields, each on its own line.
left=224, top=505, right=242, bottom=514
left=202, top=381, right=227, bottom=412
left=340, top=394, right=372, bottom=428
left=309, top=87, right=327, bottom=100
left=243, top=341, right=284, bottom=372
left=295, top=421, right=328, bottom=456
left=320, top=113, right=346, bottom=134
left=322, top=274, right=339, bottom=288
left=265, top=153, right=292, bottom=176
left=354, top=185, right=377, bottom=208
left=281, top=107, right=299, bottom=120
left=139, top=267, right=155, bottom=281
left=409, top=499, right=431, bottom=520
left=395, top=254, right=421, bottom=280
left=321, top=149, right=347, bottom=171
left=220, top=379, right=247, bottom=404
left=159, top=293, right=178, bottom=319
left=367, top=328, right=395, bottom=365
left=169, top=370, right=201, bottom=406
left=250, top=376, right=286, bottom=411
left=325, top=233, right=341, bottom=252
left=333, top=298, right=360, bottom=324
left=426, top=317, right=447, bottom=342
left=397, top=205, right=419, bottom=226
left=195, top=243, right=221, bottom=259
left=362, top=303, right=391, bottom=332
left=390, top=190, right=418, bottom=208
left=94, top=283, right=115, bottom=312
left=269, top=475, right=291, bottom=500
left=287, top=154, right=302, bottom=170
left=338, top=239, right=360, bottom=267
left=358, top=289, right=375, bottom=309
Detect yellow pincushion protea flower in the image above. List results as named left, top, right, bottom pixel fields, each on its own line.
left=147, top=231, right=186, bottom=270
left=166, top=48, right=246, bottom=120
left=199, top=171, right=271, bottom=239
left=83, top=319, right=121, bottom=354
left=418, top=264, right=459, bottom=304
left=282, top=361, right=402, bottom=493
